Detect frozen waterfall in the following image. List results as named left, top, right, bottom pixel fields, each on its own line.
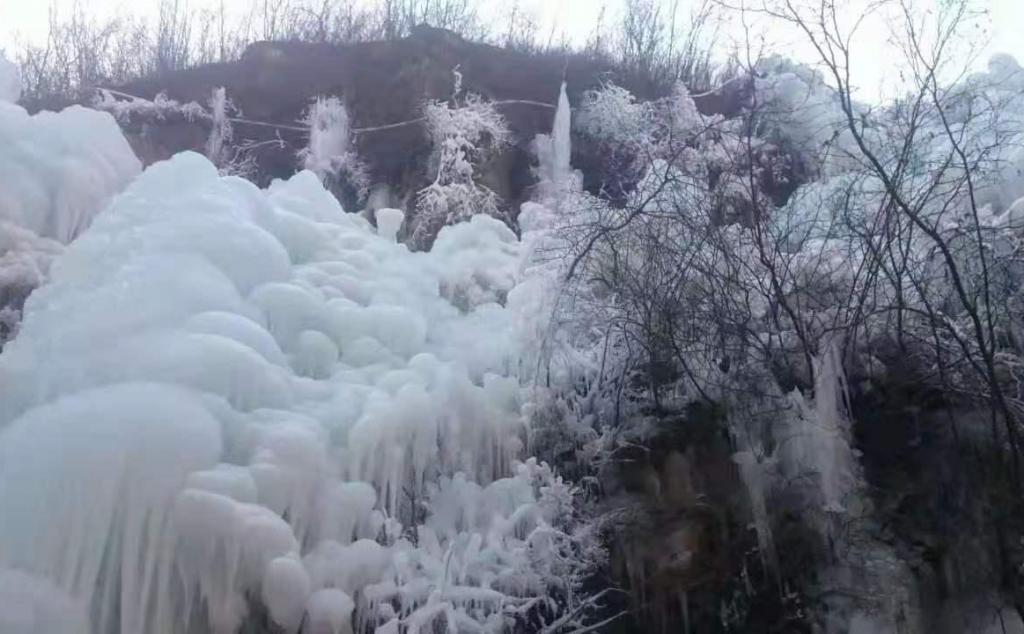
left=0, top=150, right=572, bottom=633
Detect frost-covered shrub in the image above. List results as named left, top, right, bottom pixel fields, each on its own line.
left=412, top=91, right=511, bottom=249
left=92, top=89, right=207, bottom=123
left=573, top=81, right=714, bottom=203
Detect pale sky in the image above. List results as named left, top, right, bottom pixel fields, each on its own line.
left=1, top=0, right=1022, bottom=101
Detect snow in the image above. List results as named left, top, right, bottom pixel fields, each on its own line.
left=0, top=149, right=578, bottom=633
left=206, top=86, right=233, bottom=166
left=93, top=90, right=208, bottom=123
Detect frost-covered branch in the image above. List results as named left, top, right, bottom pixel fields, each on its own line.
left=411, top=85, right=512, bottom=248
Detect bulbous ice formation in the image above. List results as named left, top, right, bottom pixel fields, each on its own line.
left=0, top=151, right=571, bottom=633
left=0, top=102, right=140, bottom=243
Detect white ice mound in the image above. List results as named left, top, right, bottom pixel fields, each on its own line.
left=0, top=152, right=571, bottom=633
left=0, top=101, right=140, bottom=243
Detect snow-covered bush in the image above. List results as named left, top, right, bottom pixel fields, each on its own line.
left=412, top=87, right=511, bottom=249
left=544, top=4, right=1024, bottom=623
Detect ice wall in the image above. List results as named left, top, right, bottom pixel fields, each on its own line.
left=534, top=81, right=578, bottom=200
left=0, top=101, right=140, bottom=243
left=0, top=152, right=570, bottom=633
left=551, top=81, right=572, bottom=186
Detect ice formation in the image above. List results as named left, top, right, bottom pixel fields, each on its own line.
left=0, top=100, right=140, bottom=243
left=302, top=97, right=352, bottom=177
left=0, top=568, right=88, bottom=634
left=552, top=83, right=572, bottom=182
left=206, top=87, right=233, bottom=167
left=374, top=208, right=404, bottom=242
left=0, top=150, right=577, bottom=633
left=0, top=75, right=141, bottom=346
left=0, top=222, right=63, bottom=306
left=300, top=96, right=367, bottom=198
left=534, top=81, right=573, bottom=193
left=0, top=53, right=20, bottom=103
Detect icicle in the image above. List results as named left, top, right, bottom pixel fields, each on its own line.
left=810, top=335, right=856, bottom=514
left=205, top=87, right=232, bottom=167
left=0, top=149, right=575, bottom=634
left=551, top=81, right=572, bottom=186
left=732, top=450, right=777, bottom=577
